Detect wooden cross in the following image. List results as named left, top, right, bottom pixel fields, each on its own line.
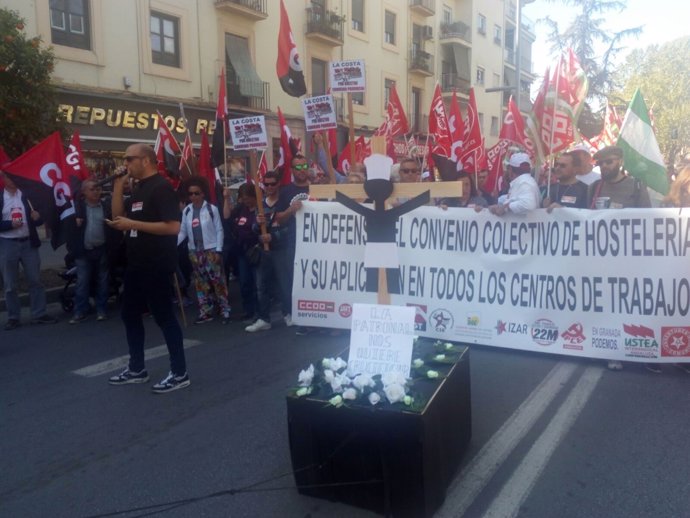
left=308, top=137, right=464, bottom=305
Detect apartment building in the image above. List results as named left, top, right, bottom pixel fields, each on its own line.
left=6, top=0, right=535, bottom=172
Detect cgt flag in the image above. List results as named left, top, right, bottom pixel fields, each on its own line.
left=212, top=68, right=229, bottom=168
left=617, top=89, right=669, bottom=195
left=276, top=0, right=307, bottom=97
left=3, top=132, right=75, bottom=249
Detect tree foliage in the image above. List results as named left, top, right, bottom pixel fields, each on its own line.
left=613, top=36, right=690, bottom=167
left=541, top=0, right=641, bottom=137
left=0, top=8, right=65, bottom=158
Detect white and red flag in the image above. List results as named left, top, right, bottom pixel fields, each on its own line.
left=198, top=127, right=220, bottom=205
left=460, top=88, right=488, bottom=172
left=276, top=0, right=306, bottom=97
left=64, top=131, right=90, bottom=182
left=179, top=132, right=195, bottom=177
left=386, top=85, right=409, bottom=137
left=448, top=90, right=465, bottom=171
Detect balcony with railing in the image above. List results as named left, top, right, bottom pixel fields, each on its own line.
left=214, top=0, right=268, bottom=20
left=227, top=78, right=270, bottom=111
left=305, top=8, right=344, bottom=45
left=441, top=74, right=471, bottom=95
left=439, top=20, right=472, bottom=44
left=409, top=0, right=435, bottom=16
left=409, top=48, right=434, bottom=76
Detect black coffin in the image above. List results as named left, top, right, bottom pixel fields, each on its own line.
left=286, top=346, right=471, bottom=517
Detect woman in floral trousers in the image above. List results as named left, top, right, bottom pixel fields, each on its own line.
left=178, top=177, right=231, bottom=324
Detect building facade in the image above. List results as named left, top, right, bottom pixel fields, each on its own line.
left=6, top=0, right=535, bottom=173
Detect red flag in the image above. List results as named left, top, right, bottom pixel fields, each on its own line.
left=154, top=112, right=182, bottom=185
left=428, top=84, right=452, bottom=158
left=448, top=91, right=465, bottom=171
left=198, top=128, right=218, bottom=205
left=460, top=88, right=488, bottom=172
left=387, top=85, right=409, bottom=137
left=589, top=101, right=622, bottom=150
left=179, top=132, right=194, bottom=177
left=277, top=107, right=293, bottom=185
left=276, top=0, right=306, bottom=97
left=212, top=68, right=229, bottom=168
left=64, top=131, right=90, bottom=182
left=3, top=132, right=74, bottom=249
left=258, top=151, right=269, bottom=185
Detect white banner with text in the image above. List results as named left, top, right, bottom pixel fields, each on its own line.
left=293, top=202, right=690, bottom=363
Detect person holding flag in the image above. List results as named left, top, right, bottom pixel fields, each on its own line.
left=0, top=170, right=57, bottom=330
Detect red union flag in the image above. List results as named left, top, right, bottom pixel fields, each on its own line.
left=64, top=131, right=90, bottom=182
left=428, top=83, right=452, bottom=157
left=386, top=85, right=409, bottom=137
left=276, top=106, right=293, bottom=185
left=537, top=49, right=589, bottom=156
left=154, top=111, right=182, bottom=183
left=3, top=132, right=75, bottom=249
left=276, top=0, right=306, bottom=97
left=460, top=88, right=488, bottom=172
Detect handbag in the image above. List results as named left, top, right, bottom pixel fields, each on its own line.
left=245, top=243, right=262, bottom=266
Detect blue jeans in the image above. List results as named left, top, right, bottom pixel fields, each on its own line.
left=271, top=245, right=295, bottom=317
left=74, top=246, right=109, bottom=316
left=255, top=248, right=290, bottom=322
left=121, top=268, right=186, bottom=376
left=237, top=254, right=257, bottom=317
left=0, top=238, right=47, bottom=320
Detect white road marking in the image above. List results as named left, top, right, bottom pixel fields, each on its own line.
left=483, top=365, right=604, bottom=518
left=436, top=361, right=579, bottom=518
left=72, top=339, right=202, bottom=377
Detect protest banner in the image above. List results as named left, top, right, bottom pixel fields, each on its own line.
left=229, top=115, right=268, bottom=151
left=329, top=60, right=366, bottom=93
left=301, top=95, right=337, bottom=131
left=293, top=202, right=690, bottom=363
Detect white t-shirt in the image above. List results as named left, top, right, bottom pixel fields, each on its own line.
left=1, top=189, right=30, bottom=239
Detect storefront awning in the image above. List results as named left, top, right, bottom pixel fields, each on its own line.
left=225, top=34, right=264, bottom=98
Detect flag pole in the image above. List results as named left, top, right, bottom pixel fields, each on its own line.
left=250, top=149, right=269, bottom=251
left=347, top=93, right=356, bottom=165
left=179, top=102, right=197, bottom=176
left=545, top=56, right=562, bottom=200
left=420, top=132, right=430, bottom=174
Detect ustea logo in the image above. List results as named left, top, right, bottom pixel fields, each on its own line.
left=466, top=313, right=480, bottom=326
left=531, top=319, right=559, bottom=346
left=429, top=308, right=453, bottom=333
left=561, top=323, right=585, bottom=350
left=338, top=303, right=352, bottom=318
left=661, top=327, right=690, bottom=357
left=623, top=324, right=659, bottom=358
left=407, top=304, right=427, bottom=332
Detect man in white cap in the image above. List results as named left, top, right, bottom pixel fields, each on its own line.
left=571, top=143, right=600, bottom=186
left=487, top=152, right=541, bottom=216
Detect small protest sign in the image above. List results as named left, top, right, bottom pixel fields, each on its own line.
left=348, top=303, right=416, bottom=377
left=329, top=59, right=366, bottom=93
left=229, top=115, right=268, bottom=150
left=301, top=95, right=337, bottom=131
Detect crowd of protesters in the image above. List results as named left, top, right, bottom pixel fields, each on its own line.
left=2, top=139, right=689, bottom=389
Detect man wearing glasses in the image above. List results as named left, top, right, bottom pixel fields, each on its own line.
left=66, top=179, right=119, bottom=324
left=107, top=144, right=190, bottom=394
left=542, top=151, right=589, bottom=210
left=273, top=154, right=312, bottom=333
left=588, top=145, right=652, bottom=373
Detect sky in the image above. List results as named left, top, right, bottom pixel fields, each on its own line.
left=523, top=0, right=689, bottom=76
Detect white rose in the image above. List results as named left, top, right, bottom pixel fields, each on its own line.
left=332, top=357, right=348, bottom=371
left=353, top=373, right=374, bottom=391
left=297, top=364, right=314, bottom=387
left=434, top=354, right=446, bottom=361
left=368, top=392, right=381, bottom=405
left=330, top=376, right=343, bottom=393
left=384, top=383, right=406, bottom=404
left=427, top=370, right=439, bottom=379
left=323, top=369, right=335, bottom=383
left=403, top=395, right=414, bottom=406
left=381, top=371, right=407, bottom=387
left=322, top=358, right=332, bottom=369
left=412, top=358, right=424, bottom=369
left=342, top=388, right=358, bottom=400
left=444, top=342, right=454, bottom=350
left=329, top=395, right=343, bottom=407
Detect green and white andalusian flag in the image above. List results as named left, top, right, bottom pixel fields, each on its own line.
left=617, top=89, right=669, bottom=194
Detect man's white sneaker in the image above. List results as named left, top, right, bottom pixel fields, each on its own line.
left=245, top=319, right=271, bottom=332
left=284, top=314, right=294, bottom=327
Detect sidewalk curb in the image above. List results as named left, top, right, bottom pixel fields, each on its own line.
left=0, top=286, right=64, bottom=313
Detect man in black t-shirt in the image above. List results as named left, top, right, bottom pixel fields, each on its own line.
left=543, top=151, right=589, bottom=211
left=106, top=144, right=190, bottom=394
